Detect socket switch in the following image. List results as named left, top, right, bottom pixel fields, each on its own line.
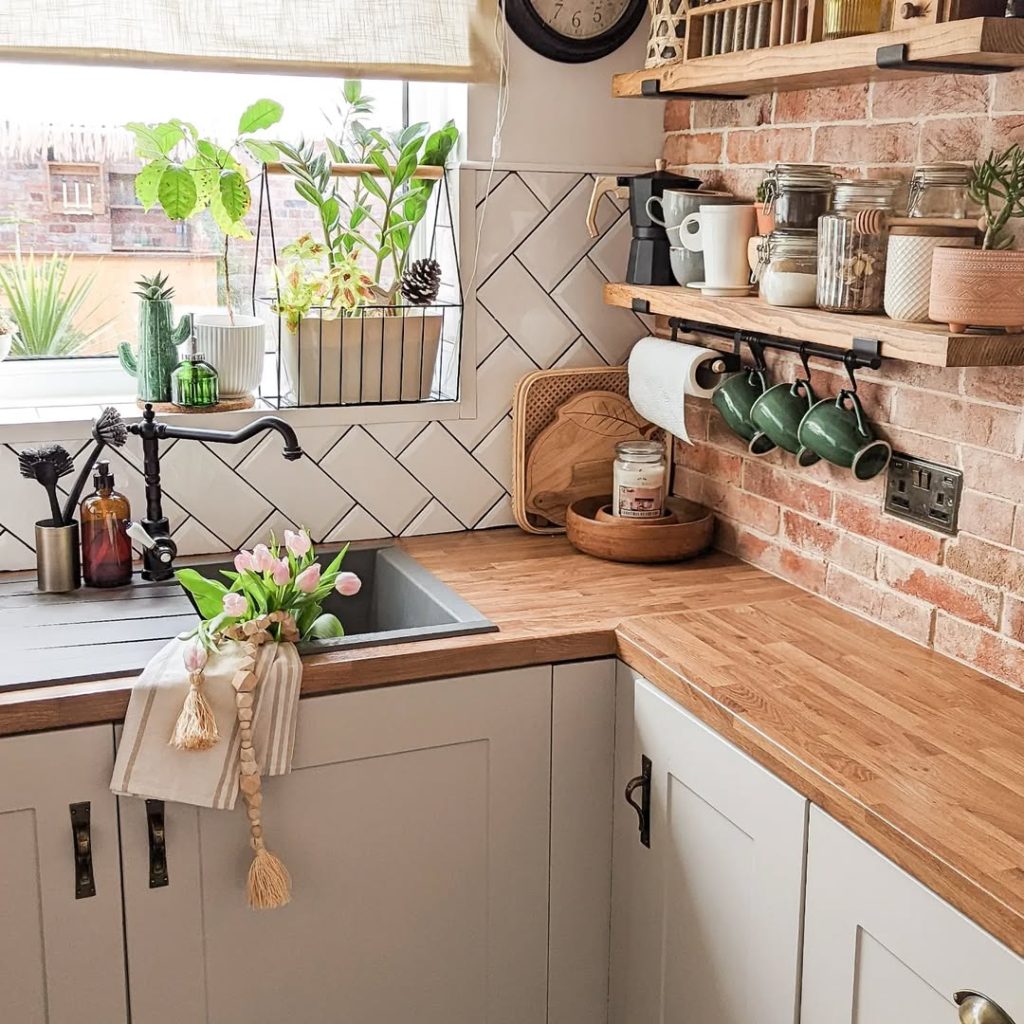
left=884, top=453, right=962, bottom=536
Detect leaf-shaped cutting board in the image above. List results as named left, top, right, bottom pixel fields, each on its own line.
left=524, top=390, right=653, bottom=527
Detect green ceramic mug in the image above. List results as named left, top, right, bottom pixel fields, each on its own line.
left=711, top=369, right=776, bottom=455
left=797, top=388, right=892, bottom=480
left=749, top=377, right=819, bottom=463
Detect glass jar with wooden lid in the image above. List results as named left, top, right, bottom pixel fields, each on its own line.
left=817, top=179, right=901, bottom=314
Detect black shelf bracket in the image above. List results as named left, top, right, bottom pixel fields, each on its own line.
left=667, top=317, right=884, bottom=371
left=640, top=78, right=749, bottom=101
left=632, top=297, right=652, bottom=314
left=875, top=43, right=1013, bottom=76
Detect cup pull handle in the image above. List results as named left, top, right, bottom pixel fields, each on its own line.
left=69, top=801, right=95, bottom=899
left=146, top=799, right=169, bottom=888
left=624, top=755, right=652, bottom=848
left=954, top=991, right=1018, bottom=1024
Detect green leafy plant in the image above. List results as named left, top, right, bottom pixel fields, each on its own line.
left=126, top=99, right=283, bottom=319
left=176, top=529, right=362, bottom=648
left=271, top=234, right=374, bottom=332
left=273, top=80, right=459, bottom=309
left=0, top=254, right=110, bottom=357
left=969, top=144, right=1024, bottom=250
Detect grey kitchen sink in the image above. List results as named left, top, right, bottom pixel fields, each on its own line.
left=1, top=542, right=496, bottom=691
left=180, top=542, right=497, bottom=653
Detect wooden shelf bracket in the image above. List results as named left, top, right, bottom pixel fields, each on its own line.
left=874, top=42, right=1014, bottom=75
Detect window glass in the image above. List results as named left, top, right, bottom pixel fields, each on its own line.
left=0, top=64, right=405, bottom=360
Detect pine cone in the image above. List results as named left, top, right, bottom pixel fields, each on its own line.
left=400, top=258, right=442, bottom=305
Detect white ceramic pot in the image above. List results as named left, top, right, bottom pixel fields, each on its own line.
left=883, top=231, right=973, bottom=323
left=281, top=312, right=443, bottom=406
left=0, top=332, right=11, bottom=362
left=194, top=314, right=265, bottom=398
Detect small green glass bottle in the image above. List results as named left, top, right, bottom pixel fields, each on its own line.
left=171, top=323, right=219, bottom=408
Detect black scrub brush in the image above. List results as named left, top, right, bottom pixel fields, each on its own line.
left=18, top=444, right=75, bottom=526
left=61, top=406, right=129, bottom=524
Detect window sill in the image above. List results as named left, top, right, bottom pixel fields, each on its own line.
left=0, top=355, right=466, bottom=442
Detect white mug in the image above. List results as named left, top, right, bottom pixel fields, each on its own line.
left=679, top=204, right=757, bottom=289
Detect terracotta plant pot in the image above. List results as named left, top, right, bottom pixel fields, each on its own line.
left=755, top=204, right=775, bottom=236
left=929, top=247, right=1024, bottom=334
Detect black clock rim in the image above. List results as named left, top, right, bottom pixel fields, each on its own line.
left=503, top=0, right=647, bottom=64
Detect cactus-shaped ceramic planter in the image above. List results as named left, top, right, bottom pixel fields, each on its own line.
left=118, top=273, right=192, bottom=403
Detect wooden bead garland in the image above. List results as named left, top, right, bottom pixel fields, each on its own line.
left=220, top=609, right=299, bottom=910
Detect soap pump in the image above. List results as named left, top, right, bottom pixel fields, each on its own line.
left=80, top=460, right=133, bottom=588
left=171, top=315, right=219, bottom=408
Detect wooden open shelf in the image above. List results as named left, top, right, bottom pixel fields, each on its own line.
left=605, top=282, right=1024, bottom=367
left=612, top=18, right=1024, bottom=98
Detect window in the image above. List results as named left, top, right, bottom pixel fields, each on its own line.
left=0, top=63, right=406, bottom=370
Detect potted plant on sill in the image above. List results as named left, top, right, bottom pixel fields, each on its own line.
left=929, top=144, right=1024, bottom=334
left=271, top=81, right=459, bottom=405
left=125, top=100, right=283, bottom=401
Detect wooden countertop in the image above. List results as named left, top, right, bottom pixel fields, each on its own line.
left=1, top=529, right=1023, bottom=955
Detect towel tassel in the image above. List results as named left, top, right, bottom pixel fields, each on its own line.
left=170, top=670, right=220, bottom=751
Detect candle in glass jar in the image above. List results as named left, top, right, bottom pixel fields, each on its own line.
left=613, top=440, right=667, bottom=519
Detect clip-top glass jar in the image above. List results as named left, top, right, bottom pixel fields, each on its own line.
left=762, top=163, right=836, bottom=229
left=907, top=163, right=973, bottom=219
left=817, top=178, right=900, bottom=314
left=613, top=440, right=666, bottom=520
left=758, top=229, right=819, bottom=307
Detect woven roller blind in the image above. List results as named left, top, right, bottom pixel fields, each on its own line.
left=0, top=0, right=500, bottom=82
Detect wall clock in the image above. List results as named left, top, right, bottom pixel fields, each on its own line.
left=505, top=0, right=647, bottom=63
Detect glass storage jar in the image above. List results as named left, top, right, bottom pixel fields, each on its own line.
left=907, top=163, right=973, bottom=219
left=817, top=179, right=900, bottom=314
left=762, top=163, right=836, bottom=229
left=822, top=0, right=884, bottom=38
left=758, top=229, right=819, bottom=307
left=612, top=440, right=666, bottom=520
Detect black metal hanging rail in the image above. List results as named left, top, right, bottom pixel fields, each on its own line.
left=667, top=316, right=883, bottom=371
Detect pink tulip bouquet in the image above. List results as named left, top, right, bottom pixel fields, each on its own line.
left=176, top=529, right=361, bottom=648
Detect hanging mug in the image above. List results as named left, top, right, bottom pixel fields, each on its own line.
left=750, top=376, right=819, bottom=463
left=797, top=389, right=892, bottom=480
left=712, top=368, right=776, bottom=455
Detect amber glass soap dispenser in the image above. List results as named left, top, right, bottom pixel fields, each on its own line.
left=80, top=460, right=133, bottom=587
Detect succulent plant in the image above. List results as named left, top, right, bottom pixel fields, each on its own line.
left=970, top=144, right=1024, bottom=250
left=133, top=271, right=175, bottom=302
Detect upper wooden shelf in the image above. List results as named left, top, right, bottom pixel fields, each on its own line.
left=612, top=18, right=1024, bottom=98
left=604, top=282, right=1024, bottom=367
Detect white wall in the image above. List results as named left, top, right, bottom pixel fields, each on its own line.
left=467, top=22, right=662, bottom=170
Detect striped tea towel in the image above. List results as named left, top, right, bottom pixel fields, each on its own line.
left=111, top=636, right=301, bottom=810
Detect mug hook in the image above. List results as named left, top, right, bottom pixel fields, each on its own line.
left=747, top=336, right=767, bottom=373
left=843, top=350, right=859, bottom=393
left=798, top=342, right=812, bottom=382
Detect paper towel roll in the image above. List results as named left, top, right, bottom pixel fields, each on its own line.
left=628, top=337, right=726, bottom=443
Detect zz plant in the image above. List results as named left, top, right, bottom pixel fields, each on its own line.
left=970, top=144, right=1024, bottom=250
left=274, top=81, right=459, bottom=308
left=126, top=100, right=283, bottom=319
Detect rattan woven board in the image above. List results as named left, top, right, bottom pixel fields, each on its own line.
left=513, top=366, right=631, bottom=535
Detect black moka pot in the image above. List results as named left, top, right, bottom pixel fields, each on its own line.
left=588, top=160, right=703, bottom=285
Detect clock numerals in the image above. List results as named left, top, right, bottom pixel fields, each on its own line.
left=536, top=0, right=630, bottom=40
left=506, top=0, right=645, bottom=62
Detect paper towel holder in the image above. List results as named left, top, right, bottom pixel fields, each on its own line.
left=667, top=320, right=742, bottom=376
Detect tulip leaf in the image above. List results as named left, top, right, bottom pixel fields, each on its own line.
left=174, top=569, right=228, bottom=619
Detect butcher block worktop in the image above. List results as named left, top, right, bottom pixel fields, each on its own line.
left=2, top=528, right=1023, bottom=955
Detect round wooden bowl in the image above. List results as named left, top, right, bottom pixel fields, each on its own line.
left=595, top=505, right=679, bottom=526
left=566, top=495, right=714, bottom=564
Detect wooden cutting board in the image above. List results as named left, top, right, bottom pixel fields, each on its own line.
left=524, top=390, right=658, bottom=528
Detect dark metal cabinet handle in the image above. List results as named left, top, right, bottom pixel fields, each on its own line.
left=69, top=802, right=95, bottom=899
left=955, top=991, right=1018, bottom=1024
left=624, top=755, right=652, bottom=848
left=146, top=799, right=169, bottom=888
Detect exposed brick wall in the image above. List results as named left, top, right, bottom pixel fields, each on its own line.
left=664, top=73, right=1024, bottom=689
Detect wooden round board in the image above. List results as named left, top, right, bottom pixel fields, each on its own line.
left=137, top=394, right=256, bottom=414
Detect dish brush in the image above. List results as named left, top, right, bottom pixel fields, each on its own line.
left=60, top=406, right=129, bottom=524
left=18, top=444, right=75, bottom=526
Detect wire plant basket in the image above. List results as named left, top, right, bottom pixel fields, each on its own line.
left=251, top=163, right=463, bottom=409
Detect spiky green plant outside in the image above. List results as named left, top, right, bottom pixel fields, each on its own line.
left=0, top=254, right=110, bottom=357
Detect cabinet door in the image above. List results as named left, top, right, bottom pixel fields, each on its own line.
left=610, top=664, right=807, bottom=1024
left=120, top=666, right=552, bottom=1024
left=0, top=725, right=127, bottom=1024
left=802, top=808, right=1024, bottom=1024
